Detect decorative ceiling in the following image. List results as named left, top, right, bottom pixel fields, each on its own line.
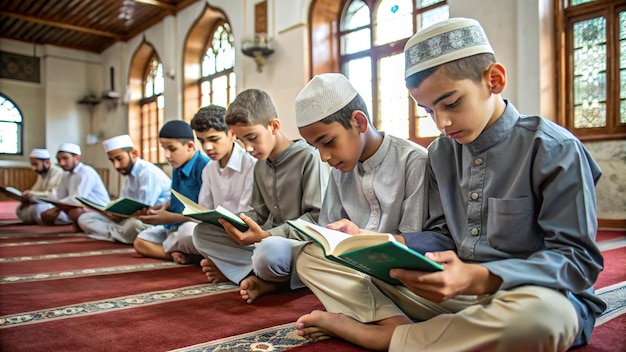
left=0, top=0, right=200, bottom=53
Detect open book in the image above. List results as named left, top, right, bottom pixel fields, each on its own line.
left=0, top=186, right=36, bottom=204
left=36, top=195, right=83, bottom=209
left=287, top=218, right=444, bottom=285
left=170, top=189, right=249, bottom=232
left=76, top=197, right=150, bottom=217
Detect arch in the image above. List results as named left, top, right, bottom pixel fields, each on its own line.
left=182, top=3, right=231, bottom=121
left=0, top=93, right=24, bottom=155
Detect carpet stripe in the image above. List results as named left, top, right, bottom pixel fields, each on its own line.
left=0, top=237, right=95, bottom=247
left=170, top=322, right=307, bottom=352
left=0, top=232, right=79, bottom=239
left=597, top=238, right=626, bottom=251
left=0, top=283, right=239, bottom=328
left=0, top=248, right=135, bottom=262
left=595, top=281, right=626, bottom=326
left=0, top=261, right=182, bottom=283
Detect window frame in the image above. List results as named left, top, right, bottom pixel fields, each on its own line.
left=197, top=20, right=236, bottom=110
left=555, top=0, right=626, bottom=141
left=338, top=0, right=448, bottom=147
left=138, top=52, right=165, bottom=164
left=0, top=94, right=24, bottom=156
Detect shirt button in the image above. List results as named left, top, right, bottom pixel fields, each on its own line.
left=474, top=158, right=483, bottom=166
left=470, top=192, right=479, bottom=200
left=470, top=228, right=479, bottom=236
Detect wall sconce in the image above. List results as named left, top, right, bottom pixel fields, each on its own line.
left=241, top=33, right=274, bottom=73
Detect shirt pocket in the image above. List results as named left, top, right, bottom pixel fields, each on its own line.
left=487, top=197, right=542, bottom=253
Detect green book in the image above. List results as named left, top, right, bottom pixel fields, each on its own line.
left=287, top=218, right=444, bottom=285
left=76, top=197, right=150, bottom=217
left=170, top=189, right=249, bottom=232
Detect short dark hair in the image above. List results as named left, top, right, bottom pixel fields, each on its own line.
left=406, top=53, right=496, bottom=89
left=190, top=105, right=228, bottom=132
left=225, top=89, right=278, bottom=126
left=316, top=94, right=371, bottom=129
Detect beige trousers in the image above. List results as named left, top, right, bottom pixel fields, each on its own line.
left=296, top=243, right=579, bottom=352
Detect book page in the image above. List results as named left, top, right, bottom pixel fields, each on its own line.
left=293, top=219, right=354, bottom=254
left=171, top=189, right=208, bottom=214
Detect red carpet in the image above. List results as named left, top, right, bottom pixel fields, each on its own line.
left=0, top=201, right=624, bottom=351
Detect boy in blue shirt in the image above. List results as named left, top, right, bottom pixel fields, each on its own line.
left=135, top=120, right=209, bottom=264
left=295, top=18, right=605, bottom=352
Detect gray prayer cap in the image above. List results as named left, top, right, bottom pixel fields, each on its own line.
left=295, top=73, right=357, bottom=128
left=404, top=17, right=494, bottom=78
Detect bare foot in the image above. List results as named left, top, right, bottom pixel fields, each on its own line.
left=170, top=251, right=187, bottom=264
left=200, top=258, right=229, bottom=283
left=240, top=275, right=282, bottom=304
left=296, top=310, right=409, bottom=350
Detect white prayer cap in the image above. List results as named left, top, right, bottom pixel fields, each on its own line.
left=30, top=148, right=51, bottom=159
left=102, top=134, right=134, bottom=152
left=295, top=73, right=358, bottom=128
left=58, top=142, right=81, bottom=155
left=404, top=17, right=494, bottom=78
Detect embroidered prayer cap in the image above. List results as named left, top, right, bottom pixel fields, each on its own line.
left=58, top=142, right=81, bottom=155
left=159, top=120, right=194, bottom=139
left=295, top=73, right=358, bottom=128
left=404, top=17, right=494, bottom=78
left=30, top=148, right=51, bottom=159
left=102, top=134, right=134, bottom=152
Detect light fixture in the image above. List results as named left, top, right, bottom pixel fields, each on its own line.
left=241, top=33, right=275, bottom=73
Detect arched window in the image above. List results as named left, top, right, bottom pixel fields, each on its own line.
left=200, top=22, right=236, bottom=109
left=139, top=54, right=166, bottom=164
left=556, top=0, right=626, bottom=140
left=338, top=0, right=448, bottom=145
left=0, top=94, right=23, bottom=155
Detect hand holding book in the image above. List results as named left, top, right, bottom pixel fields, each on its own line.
left=287, top=219, right=444, bottom=285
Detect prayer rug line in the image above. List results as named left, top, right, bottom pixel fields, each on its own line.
left=0, top=282, right=239, bottom=329
left=0, top=261, right=184, bottom=284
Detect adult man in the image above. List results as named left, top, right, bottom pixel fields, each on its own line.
left=15, top=148, right=64, bottom=224
left=78, top=134, right=171, bottom=243
left=40, top=143, right=110, bottom=226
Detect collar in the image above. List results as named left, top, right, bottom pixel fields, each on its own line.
left=358, top=132, right=389, bottom=173
left=129, top=158, right=144, bottom=177
left=177, top=151, right=200, bottom=177
left=224, top=142, right=245, bottom=173
left=70, top=162, right=84, bottom=174
left=266, top=139, right=306, bottom=168
left=466, top=100, right=519, bottom=155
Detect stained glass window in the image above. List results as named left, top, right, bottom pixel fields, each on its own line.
left=0, top=95, right=22, bottom=155
left=559, top=0, right=625, bottom=138
left=339, top=0, right=448, bottom=143
left=200, top=22, right=236, bottom=108
left=573, top=17, right=607, bottom=128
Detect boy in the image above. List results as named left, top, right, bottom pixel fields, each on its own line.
left=187, top=104, right=257, bottom=279
left=40, top=143, right=110, bottom=226
left=295, top=18, right=605, bottom=352
left=16, top=148, right=64, bottom=224
left=134, top=120, right=209, bottom=264
left=78, top=134, right=171, bottom=244
left=193, top=89, right=329, bottom=303
left=294, top=72, right=429, bottom=311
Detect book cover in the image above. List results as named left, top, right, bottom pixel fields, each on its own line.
left=170, top=189, right=249, bottom=232
left=287, top=218, right=444, bottom=285
left=76, top=197, right=149, bottom=217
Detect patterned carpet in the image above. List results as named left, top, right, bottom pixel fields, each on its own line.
left=0, top=201, right=624, bottom=351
